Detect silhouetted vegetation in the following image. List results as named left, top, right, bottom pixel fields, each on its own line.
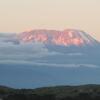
left=1, top=85, right=100, bottom=100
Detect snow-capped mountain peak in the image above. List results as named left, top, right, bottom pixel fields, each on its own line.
left=19, top=29, right=99, bottom=47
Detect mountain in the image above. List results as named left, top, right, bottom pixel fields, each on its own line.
left=20, top=29, right=99, bottom=46
left=18, top=29, right=100, bottom=65
left=0, top=29, right=100, bottom=88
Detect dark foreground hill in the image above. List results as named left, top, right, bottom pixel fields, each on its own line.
left=1, top=85, right=100, bottom=100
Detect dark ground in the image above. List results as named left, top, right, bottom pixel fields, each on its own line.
left=0, top=84, right=100, bottom=100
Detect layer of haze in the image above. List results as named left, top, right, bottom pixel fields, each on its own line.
left=0, top=0, right=100, bottom=40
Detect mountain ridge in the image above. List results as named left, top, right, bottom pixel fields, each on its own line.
left=19, top=29, right=100, bottom=47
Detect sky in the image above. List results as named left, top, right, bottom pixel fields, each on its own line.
left=0, top=0, right=100, bottom=40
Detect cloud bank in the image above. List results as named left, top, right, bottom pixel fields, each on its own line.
left=0, top=33, right=99, bottom=68
left=0, top=34, right=58, bottom=60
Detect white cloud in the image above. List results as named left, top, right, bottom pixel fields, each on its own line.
left=0, top=42, right=50, bottom=60
left=0, top=35, right=58, bottom=61
left=0, top=60, right=98, bottom=68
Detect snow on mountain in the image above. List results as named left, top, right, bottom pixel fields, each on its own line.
left=19, top=29, right=99, bottom=46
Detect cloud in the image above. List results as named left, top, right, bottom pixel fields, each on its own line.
left=0, top=33, right=20, bottom=44
left=67, top=53, right=83, bottom=56
left=0, top=33, right=99, bottom=68
left=0, top=34, right=59, bottom=62
left=0, top=60, right=98, bottom=68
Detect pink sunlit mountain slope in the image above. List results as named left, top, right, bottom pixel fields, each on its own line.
left=19, top=29, right=99, bottom=47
